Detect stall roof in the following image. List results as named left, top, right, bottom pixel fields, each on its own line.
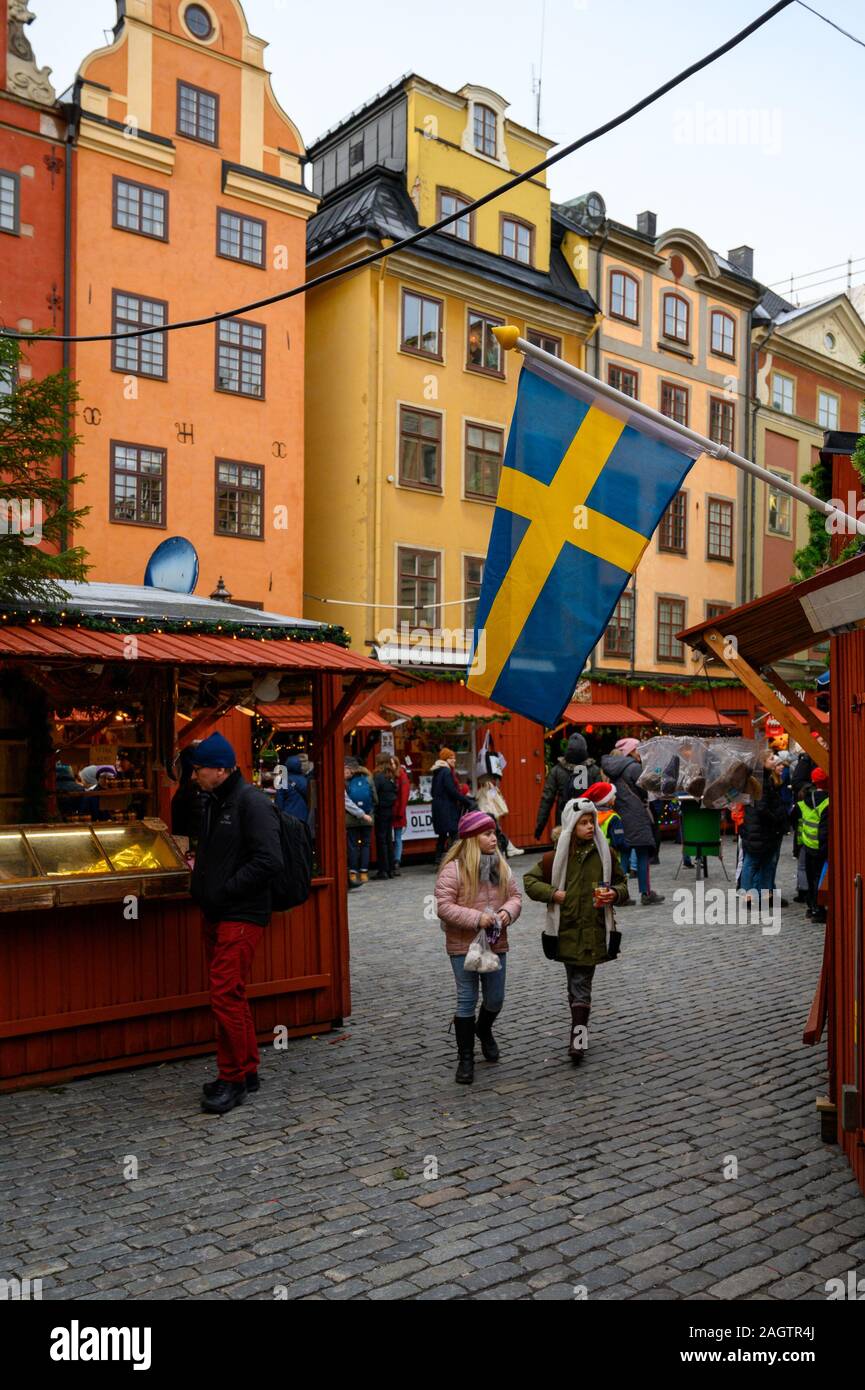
left=259, top=702, right=392, bottom=730
left=639, top=705, right=739, bottom=729
left=7, top=582, right=327, bottom=631
left=0, top=624, right=394, bottom=674
left=678, top=550, right=865, bottom=667
left=383, top=700, right=504, bottom=721
left=560, top=702, right=653, bottom=726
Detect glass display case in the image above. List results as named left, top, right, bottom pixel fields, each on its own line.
left=0, top=820, right=190, bottom=912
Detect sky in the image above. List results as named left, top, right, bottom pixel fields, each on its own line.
left=26, top=0, right=865, bottom=304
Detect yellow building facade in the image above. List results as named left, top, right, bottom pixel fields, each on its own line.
left=304, top=76, right=598, bottom=655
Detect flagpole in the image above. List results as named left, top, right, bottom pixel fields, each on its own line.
left=494, top=327, right=865, bottom=538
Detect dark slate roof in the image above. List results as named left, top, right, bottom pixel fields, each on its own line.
left=754, top=286, right=796, bottom=322
left=308, top=172, right=598, bottom=316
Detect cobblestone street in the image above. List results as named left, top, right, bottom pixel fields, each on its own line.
left=2, top=844, right=863, bottom=1302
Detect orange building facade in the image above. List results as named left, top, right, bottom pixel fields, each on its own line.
left=69, top=0, right=316, bottom=611
left=0, top=1, right=66, bottom=384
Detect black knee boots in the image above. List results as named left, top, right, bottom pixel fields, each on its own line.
left=569, top=1004, right=590, bottom=1065
left=454, top=1016, right=475, bottom=1084
left=475, top=1007, right=500, bottom=1063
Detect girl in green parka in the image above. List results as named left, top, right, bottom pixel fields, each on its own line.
left=524, top=797, right=629, bottom=1064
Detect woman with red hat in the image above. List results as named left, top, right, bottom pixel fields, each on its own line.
left=434, top=810, right=522, bottom=1085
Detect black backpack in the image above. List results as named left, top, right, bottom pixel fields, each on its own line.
left=269, top=803, right=313, bottom=910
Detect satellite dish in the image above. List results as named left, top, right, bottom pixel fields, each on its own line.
left=143, top=537, right=199, bottom=594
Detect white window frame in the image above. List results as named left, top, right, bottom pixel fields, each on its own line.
left=771, top=372, right=795, bottom=415
left=817, top=389, right=839, bottom=430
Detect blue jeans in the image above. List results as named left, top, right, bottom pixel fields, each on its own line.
left=741, top=851, right=774, bottom=894
left=393, top=826, right=404, bottom=865
left=627, top=846, right=651, bottom=895
left=450, top=951, right=507, bottom=1018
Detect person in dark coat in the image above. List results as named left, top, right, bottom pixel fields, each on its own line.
left=190, top=733, right=283, bottom=1116
left=791, top=750, right=816, bottom=800
left=171, top=744, right=205, bottom=846
left=534, top=732, right=602, bottom=840
left=600, top=740, right=664, bottom=905
left=740, top=753, right=788, bottom=903
left=372, top=752, right=398, bottom=879
left=275, top=754, right=309, bottom=823
left=431, top=747, right=474, bottom=866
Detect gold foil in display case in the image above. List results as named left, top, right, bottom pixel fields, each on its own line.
left=0, top=820, right=190, bottom=912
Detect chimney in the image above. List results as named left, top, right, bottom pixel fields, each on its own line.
left=728, top=245, right=754, bottom=277
left=636, top=210, right=657, bottom=239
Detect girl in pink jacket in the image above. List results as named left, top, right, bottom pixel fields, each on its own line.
left=435, top=811, right=522, bottom=1084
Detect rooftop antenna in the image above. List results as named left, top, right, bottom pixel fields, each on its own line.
left=532, top=0, right=547, bottom=133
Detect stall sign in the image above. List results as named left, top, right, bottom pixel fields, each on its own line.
left=380, top=731, right=394, bottom=756
left=403, top=802, right=434, bottom=840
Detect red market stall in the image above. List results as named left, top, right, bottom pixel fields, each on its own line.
left=0, top=587, right=399, bottom=1092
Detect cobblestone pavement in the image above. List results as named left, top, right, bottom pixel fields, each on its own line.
left=1, top=843, right=863, bottom=1302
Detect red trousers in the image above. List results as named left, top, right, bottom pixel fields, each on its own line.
left=202, top=918, right=264, bottom=1083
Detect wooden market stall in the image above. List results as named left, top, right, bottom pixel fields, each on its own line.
left=679, top=544, right=865, bottom=1198
left=0, top=587, right=400, bottom=1092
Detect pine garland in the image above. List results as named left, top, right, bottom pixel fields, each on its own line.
left=0, top=608, right=350, bottom=646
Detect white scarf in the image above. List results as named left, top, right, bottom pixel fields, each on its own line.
left=542, top=798, right=614, bottom=945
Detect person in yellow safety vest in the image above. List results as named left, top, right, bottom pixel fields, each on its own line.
left=585, top=781, right=636, bottom=907
left=797, top=767, right=829, bottom=923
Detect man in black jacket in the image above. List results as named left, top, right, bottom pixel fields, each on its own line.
left=534, top=733, right=601, bottom=841
left=190, top=733, right=282, bottom=1115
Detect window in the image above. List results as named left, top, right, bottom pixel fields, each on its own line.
left=111, top=441, right=166, bottom=526
left=771, top=372, right=794, bottom=414
left=707, top=498, right=734, bottom=561
left=527, top=329, right=561, bottom=357
left=501, top=216, right=533, bottom=265
left=112, top=176, right=167, bottom=240
left=438, top=189, right=472, bottom=242
left=217, top=209, right=265, bottom=267
left=709, top=397, right=735, bottom=449
left=464, top=556, right=484, bottom=631
left=609, top=270, right=638, bottom=324
left=467, top=310, right=504, bottom=376
left=818, top=390, right=839, bottom=430
left=349, top=139, right=364, bottom=169
left=473, top=104, right=497, bottom=158
left=604, top=590, right=634, bottom=657
left=657, top=597, right=686, bottom=663
left=184, top=4, right=214, bottom=39
left=710, top=310, right=735, bottom=358
left=112, top=291, right=167, bottom=379
left=398, top=406, right=442, bottom=490
left=397, top=547, right=440, bottom=628
left=663, top=292, right=690, bottom=343
left=767, top=469, right=792, bottom=536
left=0, top=170, right=20, bottom=234
left=401, top=290, right=442, bottom=360
left=177, top=81, right=218, bottom=144
left=608, top=364, right=638, bottom=398
left=465, top=421, right=504, bottom=500
left=706, top=601, right=732, bottom=621
left=661, top=380, right=689, bottom=426
left=659, top=492, right=687, bottom=553
left=215, top=318, right=265, bottom=398
left=216, top=459, right=263, bottom=538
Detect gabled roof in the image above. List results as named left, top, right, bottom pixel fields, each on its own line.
left=308, top=171, right=599, bottom=316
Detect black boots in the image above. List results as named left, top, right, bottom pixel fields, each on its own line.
left=201, top=1079, right=247, bottom=1114
left=569, top=1004, right=590, bottom=1065
left=454, top=1016, right=475, bottom=1084
left=476, top=1007, right=500, bottom=1062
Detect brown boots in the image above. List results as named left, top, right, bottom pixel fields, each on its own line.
left=569, top=1004, right=590, bottom=1065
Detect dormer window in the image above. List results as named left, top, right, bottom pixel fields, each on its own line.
left=474, top=104, right=497, bottom=158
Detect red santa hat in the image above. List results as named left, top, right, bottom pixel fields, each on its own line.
left=585, top=780, right=616, bottom=808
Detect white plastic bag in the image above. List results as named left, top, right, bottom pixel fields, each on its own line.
left=464, top=927, right=502, bottom=973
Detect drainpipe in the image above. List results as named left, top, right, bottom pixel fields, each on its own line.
left=59, top=87, right=79, bottom=552
left=748, top=319, right=777, bottom=602
left=372, top=253, right=388, bottom=651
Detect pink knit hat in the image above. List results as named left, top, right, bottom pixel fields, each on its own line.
left=615, top=737, right=640, bottom=756
left=458, top=810, right=497, bottom=839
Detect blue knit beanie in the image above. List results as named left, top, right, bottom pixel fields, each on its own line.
left=191, top=733, right=236, bottom=769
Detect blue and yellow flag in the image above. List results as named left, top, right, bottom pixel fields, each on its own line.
left=467, top=353, right=704, bottom=726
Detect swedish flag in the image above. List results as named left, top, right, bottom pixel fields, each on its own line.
left=467, top=352, right=704, bottom=726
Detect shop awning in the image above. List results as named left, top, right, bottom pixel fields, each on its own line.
left=639, top=705, right=739, bottom=729
left=383, top=700, right=504, bottom=722
left=258, top=702, right=392, bottom=731
left=560, top=702, right=653, bottom=726
left=0, top=625, right=396, bottom=674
